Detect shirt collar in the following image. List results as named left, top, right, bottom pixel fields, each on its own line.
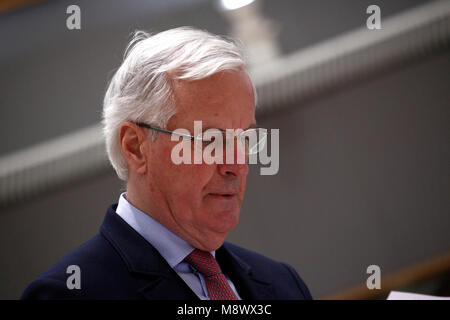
left=115, top=192, right=215, bottom=268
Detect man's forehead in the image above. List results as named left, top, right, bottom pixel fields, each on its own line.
left=172, top=70, right=254, bottom=103
left=169, top=70, right=256, bottom=130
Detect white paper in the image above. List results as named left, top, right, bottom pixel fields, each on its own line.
left=387, top=291, right=450, bottom=300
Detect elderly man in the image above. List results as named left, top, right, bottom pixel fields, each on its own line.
left=22, top=27, right=311, bottom=300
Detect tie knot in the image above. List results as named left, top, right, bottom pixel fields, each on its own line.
left=184, top=249, right=222, bottom=277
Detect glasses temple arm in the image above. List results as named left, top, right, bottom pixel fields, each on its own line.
left=136, top=122, right=195, bottom=140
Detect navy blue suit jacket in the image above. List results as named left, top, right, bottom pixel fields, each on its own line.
left=22, top=204, right=312, bottom=300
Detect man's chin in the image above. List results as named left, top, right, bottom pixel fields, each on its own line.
left=200, top=223, right=236, bottom=251
left=207, top=211, right=240, bottom=234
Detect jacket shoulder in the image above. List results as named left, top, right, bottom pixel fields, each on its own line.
left=21, top=233, right=134, bottom=300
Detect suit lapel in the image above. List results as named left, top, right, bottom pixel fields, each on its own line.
left=216, top=243, right=274, bottom=300
left=100, top=204, right=199, bottom=300
left=136, top=273, right=198, bottom=300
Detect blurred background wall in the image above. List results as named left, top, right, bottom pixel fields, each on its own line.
left=0, top=0, right=449, bottom=299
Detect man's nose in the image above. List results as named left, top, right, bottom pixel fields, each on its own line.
left=218, top=138, right=249, bottom=177
left=218, top=162, right=249, bottom=177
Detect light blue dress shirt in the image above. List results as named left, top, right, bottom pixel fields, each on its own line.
left=115, top=192, right=241, bottom=300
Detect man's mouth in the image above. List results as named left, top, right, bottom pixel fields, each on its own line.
left=208, top=193, right=236, bottom=199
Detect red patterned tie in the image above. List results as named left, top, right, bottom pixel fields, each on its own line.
left=184, top=249, right=239, bottom=300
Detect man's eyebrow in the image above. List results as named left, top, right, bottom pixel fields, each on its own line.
left=202, top=123, right=258, bottom=132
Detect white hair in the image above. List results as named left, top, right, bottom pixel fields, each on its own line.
left=102, top=27, right=248, bottom=180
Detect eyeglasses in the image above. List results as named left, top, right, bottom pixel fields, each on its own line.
left=135, top=122, right=267, bottom=155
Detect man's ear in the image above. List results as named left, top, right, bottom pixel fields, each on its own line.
left=119, top=122, right=148, bottom=175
